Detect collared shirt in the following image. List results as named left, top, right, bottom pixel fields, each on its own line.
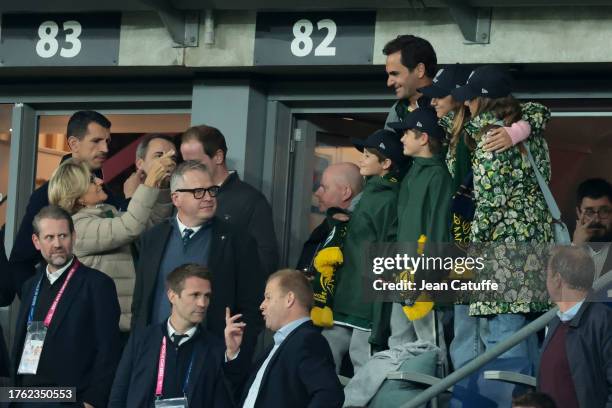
left=45, top=257, right=75, bottom=285
left=176, top=215, right=203, bottom=237
left=242, top=317, right=311, bottom=408
left=348, top=192, right=363, bottom=212
left=587, top=244, right=610, bottom=280
left=556, top=300, right=585, bottom=322
left=166, top=318, right=197, bottom=347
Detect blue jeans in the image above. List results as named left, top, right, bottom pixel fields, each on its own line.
left=450, top=305, right=539, bottom=371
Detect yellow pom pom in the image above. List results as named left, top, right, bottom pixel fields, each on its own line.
left=314, top=247, right=344, bottom=279
left=311, top=306, right=334, bottom=327
left=402, top=294, right=434, bottom=321
left=417, top=234, right=427, bottom=255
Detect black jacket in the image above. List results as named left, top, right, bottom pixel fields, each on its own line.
left=217, top=172, right=279, bottom=276
left=109, top=323, right=233, bottom=408
left=11, top=260, right=121, bottom=408
left=131, top=217, right=265, bottom=369
left=538, top=301, right=612, bottom=408
left=295, top=219, right=330, bottom=275
left=8, top=154, right=126, bottom=298
left=234, top=320, right=344, bottom=408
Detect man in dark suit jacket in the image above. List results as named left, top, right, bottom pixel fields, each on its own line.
left=180, top=125, right=279, bottom=276
left=225, top=269, right=344, bottom=408
left=11, top=206, right=120, bottom=408
left=9, top=111, right=127, bottom=297
left=110, top=263, right=232, bottom=407
left=131, top=161, right=264, bottom=372
left=538, top=246, right=612, bottom=408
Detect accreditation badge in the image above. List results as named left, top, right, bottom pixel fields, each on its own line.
left=17, top=321, right=47, bottom=375
left=154, top=396, right=188, bottom=408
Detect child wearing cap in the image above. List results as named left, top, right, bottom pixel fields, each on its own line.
left=387, top=107, right=453, bottom=362
left=450, top=65, right=553, bottom=369
left=323, top=129, right=406, bottom=373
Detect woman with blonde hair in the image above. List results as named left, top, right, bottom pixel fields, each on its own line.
left=48, top=152, right=174, bottom=332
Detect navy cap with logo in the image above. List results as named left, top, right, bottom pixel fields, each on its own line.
left=387, top=107, right=445, bottom=141
left=451, top=65, right=512, bottom=102
left=352, top=129, right=407, bottom=165
left=417, top=64, right=472, bottom=99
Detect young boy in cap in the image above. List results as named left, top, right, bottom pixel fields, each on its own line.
left=322, top=129, right=406, bottom=374
left=387, top=108, right=453, bottom=363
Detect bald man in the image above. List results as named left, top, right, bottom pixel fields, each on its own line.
left=296, top=163, right=363, bottom=275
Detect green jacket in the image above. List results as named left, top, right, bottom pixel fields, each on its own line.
left=397, top=156, right=453, bottom=244
left=333, top=175, right=400, bottom=330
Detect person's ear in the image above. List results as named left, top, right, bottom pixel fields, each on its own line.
left=415, top=62, right=426, bottom=79
left=32, top=234, right=41, bottom=251
left=135, top=158, right=144, bottom=171
left=213, top=149, right=224, bottom=165
left=342, top=185, right=353, bottom=202
left=67, top=136, right=80, bottom=152
left=576, top=206, right=582, bottom=219
left=171, top=192, right=180, bottom=207
left=167, top=288, right=177, bottom=305
left=286, top=291, right=296, bottom=308
left=420, top=132, right=430, bottom=147
left=382, top=158, right=392, bottom=171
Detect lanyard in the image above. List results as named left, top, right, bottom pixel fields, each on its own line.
left=27, top=259, right=80, bottom=326
left=155, top=336, right=196, bottom=398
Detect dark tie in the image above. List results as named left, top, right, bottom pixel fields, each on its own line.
left=172, top=333, right=188, bottom=347
left=182, top=228, right=194, bottom=246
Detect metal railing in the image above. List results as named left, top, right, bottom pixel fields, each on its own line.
left=399, top=274, right=610, bottom=408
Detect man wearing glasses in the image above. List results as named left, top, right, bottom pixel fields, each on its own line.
left=573, top=178, right=612, bottom=281
left=131, top=160, right=265, bottom=379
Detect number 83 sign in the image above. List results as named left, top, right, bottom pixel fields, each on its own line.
left=255, top=12, right=375, bottom=66
left=0, top=13, right=120, bottom=66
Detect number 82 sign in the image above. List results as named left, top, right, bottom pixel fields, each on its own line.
left=255, top=12, right=375, bottom=66
left=0, top=13, right=120, bottom=67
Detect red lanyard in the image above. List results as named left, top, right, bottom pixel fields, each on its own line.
left=155, top=336, right=168, bottom=397
left=28, top=259, right=80, bottom=327
left=155, top=335, right=195, bottom=399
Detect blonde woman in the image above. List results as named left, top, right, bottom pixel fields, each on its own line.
left=48, top=153, right=174, bottom=332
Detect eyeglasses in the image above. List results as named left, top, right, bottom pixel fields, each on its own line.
left=175, top=186, right=220, bottom=199
left=582, top=207, right=612, bottom=219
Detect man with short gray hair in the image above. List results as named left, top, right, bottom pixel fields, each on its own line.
left=131, top=160, right=265, bottom=372
left=538, top=246, right=612, bottom=408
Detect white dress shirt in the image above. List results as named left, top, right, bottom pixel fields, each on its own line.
left=176, top=215, right=204, bottom=237
left=46, top=257, right=75, bottom=285
left=242, top=317, right=311, bottom=408
left=167, top=318, right=197, bottom=347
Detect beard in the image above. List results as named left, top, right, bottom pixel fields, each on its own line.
left=588, top=223, right=612, bottom=243
left=47, top=252, right=71, bottom=269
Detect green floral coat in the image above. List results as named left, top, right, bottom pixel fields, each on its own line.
left=463, top=102, right=554, bottom=315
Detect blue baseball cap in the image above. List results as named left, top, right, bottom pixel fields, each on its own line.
left=352, top=129, right=407, bottom=165
left=387, top=108, right=445, bottom=141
